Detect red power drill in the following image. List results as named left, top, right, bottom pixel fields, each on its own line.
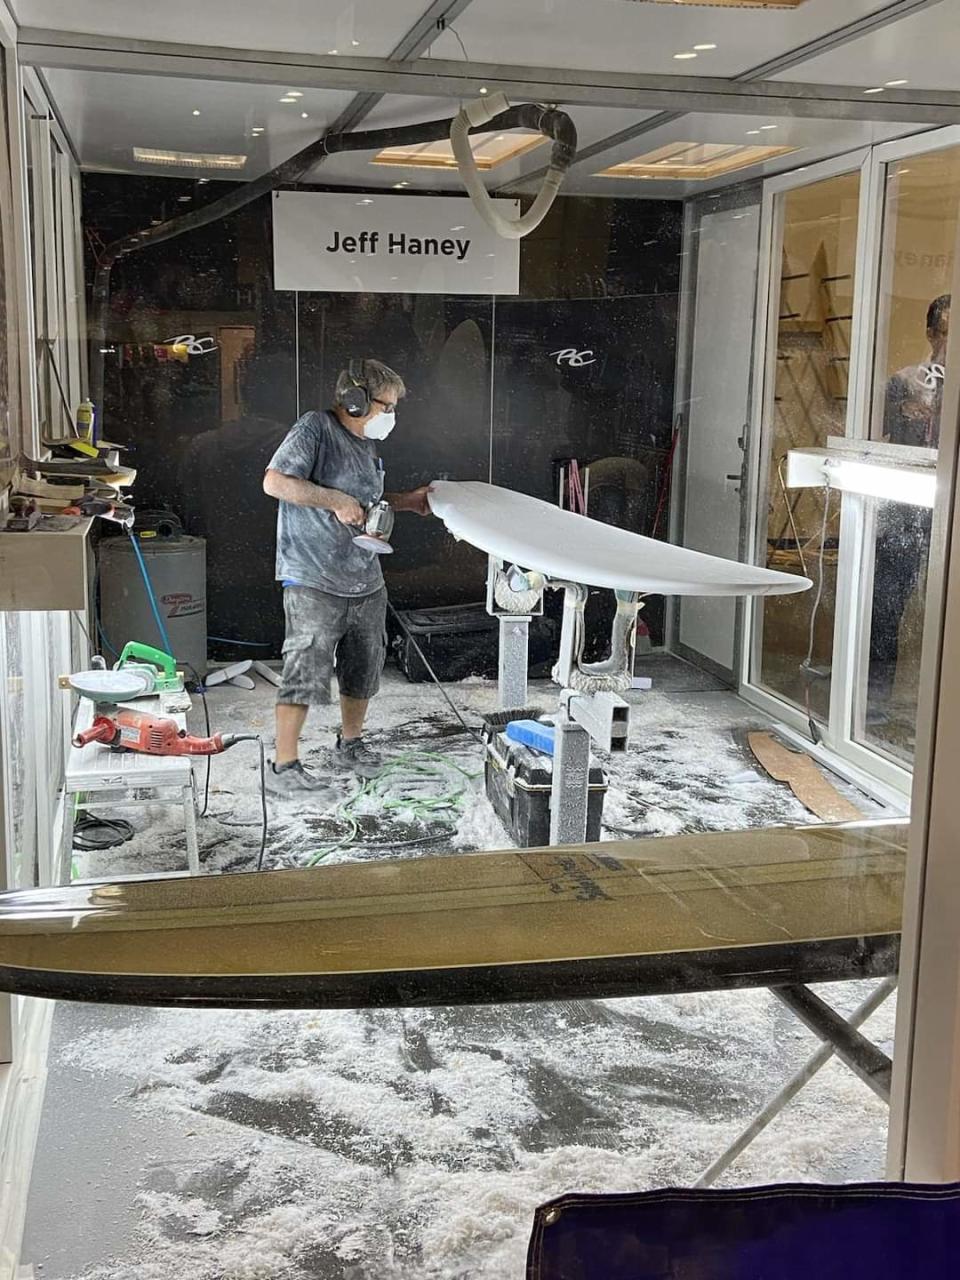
left=74, top=708, right=248, bottom=756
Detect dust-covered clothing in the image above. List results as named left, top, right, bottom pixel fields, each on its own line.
left=278, top=585, right=387, bottom=705
left=268, top=409, right=385, bottom=597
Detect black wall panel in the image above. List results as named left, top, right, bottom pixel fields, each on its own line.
left=83, top=175, right=682, bottom=656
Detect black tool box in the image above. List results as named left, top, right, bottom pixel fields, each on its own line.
left=481, top=710, right=607, bottom=847
left=391, top=603, right=557, bottom=683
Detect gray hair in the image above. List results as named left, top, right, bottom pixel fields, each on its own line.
left=335, top=359, right=406, bottom=407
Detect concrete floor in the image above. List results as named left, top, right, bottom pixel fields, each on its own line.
left=21, top=659, right=898, bottom=1279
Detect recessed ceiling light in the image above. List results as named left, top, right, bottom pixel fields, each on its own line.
left=746, top=129, right=761, bottom=136
left=649, top=0, right=807, bottom=6
left=372, top=128, right=546, bottom=172
left=351, top=39, right=360, bottom=46
left=133, top=147, right=248, bottom=171
left=597, top=140, right=800, bottom=182
left=301, top=112, right=309, bottom=118
left=393, top=181, right=408, bottom=188
left=287, top=91, right=303, bottom=98
left=357, top=198, right=373, bottom=205
left=178, top=195, right=192, bottom=202
left=192, top=109, right=200, bottom=116
left=885, top=79, right=909, bottom=87
left=674, top=51, right=698, bottom=59
left=450, top=225, right=465, bottom=230
left=864, top=87, right=884, bottom=94
left=251, top=127, right=264, bottom=135
left=279, top=95, right=297, bottom=103
left=760, top=124, right=778, bottom=130
left=198, top=178, right=209, bottom=184
left=327, top=48, right=338, bottom=55
left=693, top=43, right=717, bottom=51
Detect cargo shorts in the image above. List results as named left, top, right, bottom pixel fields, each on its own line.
left=278, top=585, right=387, bottom=706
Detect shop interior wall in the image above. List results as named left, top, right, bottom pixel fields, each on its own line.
left=83, top=176, right=682, bottom=658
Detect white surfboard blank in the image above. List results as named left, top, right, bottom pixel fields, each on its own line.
left=428, top=481, right=811, bottom=598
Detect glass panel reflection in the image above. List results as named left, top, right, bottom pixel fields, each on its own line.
left=756, top=172, right=861, bottom=721
left=858, top=145, right=959, bottom=763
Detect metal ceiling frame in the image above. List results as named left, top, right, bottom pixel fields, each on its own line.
left=498, top=0, right=948, bottom=191
left=16, top=27, right=960, bottom=126
left=328, top=0, right=476, bottom=136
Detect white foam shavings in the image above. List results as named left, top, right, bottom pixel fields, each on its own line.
left=47, top=668, right=897, bottom=1278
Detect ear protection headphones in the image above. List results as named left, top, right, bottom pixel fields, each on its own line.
left=340, top=358, right=371, bottom=418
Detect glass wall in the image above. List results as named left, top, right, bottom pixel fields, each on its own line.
left=25, top=88, right=86, bottom=445
left=753, top=170, right=861, bottom=723
left=856, top=145, right=960, bottom=764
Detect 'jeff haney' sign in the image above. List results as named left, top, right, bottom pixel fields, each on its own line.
left=272, top=191, right=520, bottom=295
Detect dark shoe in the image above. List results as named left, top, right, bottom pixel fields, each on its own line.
left=264, top=759, right=331, bottom=796
left=334, top=734, right=382, bottom=778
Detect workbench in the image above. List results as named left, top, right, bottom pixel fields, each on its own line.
left=63, top=695, right=200, bottom=877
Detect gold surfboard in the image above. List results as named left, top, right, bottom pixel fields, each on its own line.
left=0, top=822, right=906, bottom=1009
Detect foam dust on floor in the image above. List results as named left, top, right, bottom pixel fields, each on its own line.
left=47, top=672, right=894, bottom=1279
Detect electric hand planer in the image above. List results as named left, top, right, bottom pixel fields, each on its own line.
left=73, top=707, right=250, bottom=756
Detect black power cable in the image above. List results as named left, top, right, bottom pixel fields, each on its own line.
left=72, top=812, right=134, bottom=851
left=180, top=662, right=212, bottom=817
left=387, top=600, right=484, bottom=744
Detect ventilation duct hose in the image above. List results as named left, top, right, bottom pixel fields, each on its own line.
left=89, top=102, right=576, bottom=409
left=449, top=93, right=575, bottom=240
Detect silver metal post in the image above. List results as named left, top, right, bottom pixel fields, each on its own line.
left=550, top=718, right=591, bottom=845
left=695, top=977, right=897, bottom=1188
left=498, top=615, right=530, bottom=710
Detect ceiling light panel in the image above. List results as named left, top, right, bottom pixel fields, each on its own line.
left=371, top=129, right=546, bottom=172
left=133, top=148, right=248, bottom=170
left=597, top=141, right=798, bottom=181
left=644, top=1, right=808, bottom=8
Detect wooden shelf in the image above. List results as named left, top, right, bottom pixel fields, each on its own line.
left=0, top=518, right=92, bottom=611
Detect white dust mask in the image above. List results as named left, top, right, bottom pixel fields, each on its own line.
left=364, top=411, right=395, bottom=440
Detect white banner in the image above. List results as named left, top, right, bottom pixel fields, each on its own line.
left=272, top=191, right=520, bottom=295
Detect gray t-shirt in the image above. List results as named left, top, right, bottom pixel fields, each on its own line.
left=267, top=409, right=385, bottom=597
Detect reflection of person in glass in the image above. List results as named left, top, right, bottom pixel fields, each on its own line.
left=882, top=293, right=950, bottom=447
left=869, top=293, right=950, bottom=710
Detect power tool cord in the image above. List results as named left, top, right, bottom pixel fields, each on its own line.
left=127, top=529, right=176, bottom=657
left=204, top=732, right=268, bottom=870
left=386, top=600, right=484, bottom=744
left=304, top=750, right=480, bottom=866
left=180, top=662, right=212, bottom=817
left=800, top=484, right=832, bottom=745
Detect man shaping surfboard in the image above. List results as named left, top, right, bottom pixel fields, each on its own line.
left=263, top=358, right=432, bottom=794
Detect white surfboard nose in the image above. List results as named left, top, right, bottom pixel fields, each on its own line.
left=427, top=480, right=811, bottom=598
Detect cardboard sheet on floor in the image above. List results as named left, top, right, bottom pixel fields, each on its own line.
left=748, top=732, right=864, bottom=822
left=0, top=821, right=904, bottom=1008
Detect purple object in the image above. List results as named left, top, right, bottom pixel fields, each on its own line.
left=527, top=1182, right=960, bottom=1279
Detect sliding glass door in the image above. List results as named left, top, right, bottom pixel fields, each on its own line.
left=854, top=137, right=960, bottom=768
left=743, top=129, right=960, bottom=801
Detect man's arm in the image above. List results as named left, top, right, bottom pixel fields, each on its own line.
left=263, top=469, right=364, bottom=526
left=384, top=484, right=434, bottom=516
